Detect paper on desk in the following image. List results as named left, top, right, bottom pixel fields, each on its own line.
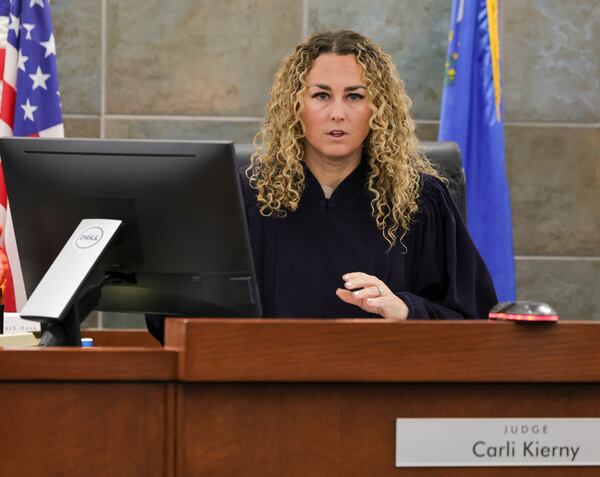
left=3, top=313, right=41, bottom=334
left=0, top=332, right=40, bottom=347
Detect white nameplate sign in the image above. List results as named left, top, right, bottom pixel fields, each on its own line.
left=2, top=313, right=40, bottom=334
left=396, top=418, right=600, bottom=467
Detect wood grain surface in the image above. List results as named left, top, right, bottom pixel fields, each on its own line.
left=0, top=347, right=176, bottom=381
left=0, top=382, right=173, bottom=477
left=3, top=321, right=600, bottom=476
left=177, top=382, right=600, bottom=477
left=165, top=319, right=600, bottom=382
left=82, top=329, right=160, bottom=347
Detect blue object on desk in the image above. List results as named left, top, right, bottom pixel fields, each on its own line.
left=81, top=337, right=94, bottom=347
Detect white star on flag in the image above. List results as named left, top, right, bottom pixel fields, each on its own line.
left=8, top=13, right=20, bottom=36
left=21, top=98, right=38, bottom=122
left=22, top=23, right=35, bottom=40
left=29, top=66, right=51, bottom=90
left=40, top=33, right=56, bottom=58
left=29, top=0, right=45, bottom=8
left=17, top=52, right=29, bottom=72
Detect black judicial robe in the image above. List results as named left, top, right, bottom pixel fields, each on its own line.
left=240, top=161, right=498, bottom=319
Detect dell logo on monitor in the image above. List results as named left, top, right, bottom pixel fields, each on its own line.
left=75, top=226, right=104, bottom=249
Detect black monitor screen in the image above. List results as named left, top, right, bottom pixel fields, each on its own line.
left=0, top=137, right=262, bottom=319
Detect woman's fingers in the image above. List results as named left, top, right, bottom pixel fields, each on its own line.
left=335, top=288, right=361, bottom=306
left=364, top=295, right=388, bottom=309
left=335, top=287, right=408, bottom=321
left=350, top=286, right=382, bottom=299
left=336, top=288, right=386, bottom=315
left=342, top=272, right=388, bottom=294
left=338, top=271, right=409, bottom=320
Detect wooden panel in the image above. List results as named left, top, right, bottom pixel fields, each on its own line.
left=165, top=319, right=600, bottom=382
left=82, top=329, right=160, bottom=347
left=0, top=382, right=171, bottom=477
left=164, top=383, right=177, bottom=477
left=0, top=347, right=176, bottom=381
left=178, top=382, right=600, bottom=477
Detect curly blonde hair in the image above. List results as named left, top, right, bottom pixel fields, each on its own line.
left=247, top=30, right=440, bottom=247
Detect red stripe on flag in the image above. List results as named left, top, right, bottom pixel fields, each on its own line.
left=0, top=81, right=15, bottom=129
left=0, top=47, right=6, bottom=81
left=1, top=247, right=16, bottom=311
left=0, top=43, right=13, bottom=310
left=0, top=163, right=7, bottom=209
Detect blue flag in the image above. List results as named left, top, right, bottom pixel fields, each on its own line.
left=438, top=0, right=515, bottom=301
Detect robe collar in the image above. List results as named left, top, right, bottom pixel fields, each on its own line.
left=300, top=154, right=369, bottom=206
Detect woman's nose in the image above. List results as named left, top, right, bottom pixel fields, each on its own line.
left=330, top=101, right=346, bottom=121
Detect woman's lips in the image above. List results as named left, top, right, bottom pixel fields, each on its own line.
left=328, top=130, right=347, bottom=138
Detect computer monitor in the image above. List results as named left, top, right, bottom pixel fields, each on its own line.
left=0, top=137, right=262, bottom=345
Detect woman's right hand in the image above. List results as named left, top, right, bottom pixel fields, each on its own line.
left=336, top=271, right=409, bottom=321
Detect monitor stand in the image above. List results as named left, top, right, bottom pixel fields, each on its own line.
left=37, top=270, right=136, bottom=346
left=20, top=219, right=123, bottom=346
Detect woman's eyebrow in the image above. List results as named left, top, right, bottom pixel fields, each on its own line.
left=345, top=85, right=367, bottom=91
left=308, top=83, right=367, bottom=91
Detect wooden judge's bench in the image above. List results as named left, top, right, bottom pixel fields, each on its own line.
left=1, top=319, right=600, bottom=476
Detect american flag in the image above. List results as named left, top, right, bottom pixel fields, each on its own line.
left=0, top=0, right=63, bottom=311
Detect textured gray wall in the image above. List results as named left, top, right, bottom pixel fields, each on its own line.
left=51, top=0, right=599, bottom=327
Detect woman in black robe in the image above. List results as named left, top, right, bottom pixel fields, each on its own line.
left=241, top=30, right=497, bottom=320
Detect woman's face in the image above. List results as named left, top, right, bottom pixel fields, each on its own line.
left=300, top=53, right=371, bottom=164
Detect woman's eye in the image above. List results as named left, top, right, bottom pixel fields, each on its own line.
left=312, top=92, right=329, bottom=101
left=347, top=93, right=364, bottom=101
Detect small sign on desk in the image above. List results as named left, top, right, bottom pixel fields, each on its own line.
left=396, top=418, right=600, bottom=467
left=2, top=312, right=40, bottom=334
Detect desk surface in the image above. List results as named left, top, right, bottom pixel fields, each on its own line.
left=2, top=320, right=600, bottom=382
left=0, top=347, right=176, bottom=381
left=165, top=319, right=600, bottom=382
